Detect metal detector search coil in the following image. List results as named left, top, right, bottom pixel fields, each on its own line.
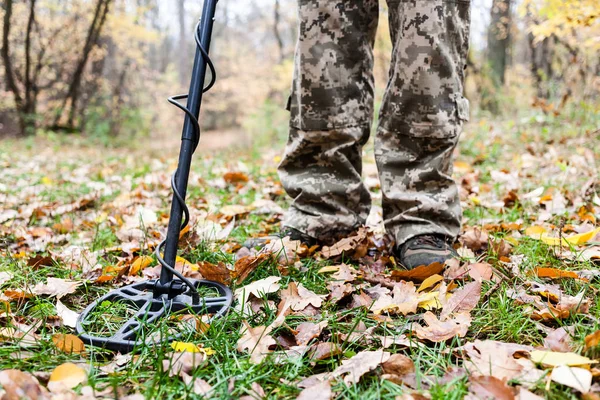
left=76, top=0, right=233, bottom=352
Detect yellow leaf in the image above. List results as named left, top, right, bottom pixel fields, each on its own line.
left=317, top=265, right=341, bottom=273
left=525, top=226, right=547, bottom=237
left=417, top=274, right=444, bottom=293
left=41, top=176, right=53, bottom=186
left=417, top=291, right=442, bottom=310
left=529, top=350, right=595, bottom=367
left=52, top=333, right=85, bottom=354
left=49, top=363, right=86, bottom=390
left=129, top=255, right=153, bottom=275
left=538, top=227, right=600, bottom=247
left=171, top=341, right=215, bottom=355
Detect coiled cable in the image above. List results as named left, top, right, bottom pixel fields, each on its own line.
left=155, top=19, right=217, bottom=301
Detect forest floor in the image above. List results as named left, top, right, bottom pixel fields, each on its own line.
left=1, top=103, right=600, bottom=400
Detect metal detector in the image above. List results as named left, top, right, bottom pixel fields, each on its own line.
left=76, top=0, right=232, bottom=353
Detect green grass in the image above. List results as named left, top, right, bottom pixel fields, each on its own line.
left=1, top=101, right=600, bottom=398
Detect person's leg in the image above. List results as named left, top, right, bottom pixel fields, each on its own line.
left=376, top=0, right=471, bottom=248
left=278, top=1, right=379, bottom=243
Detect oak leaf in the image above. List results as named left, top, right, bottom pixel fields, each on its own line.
left=236, top=321, right=277, bottom=364
left=294, top=321, right=328, bottom=346
left=331, top=350, right=391, bottom=385
left=413, top=312, right=471, bottom=342
left=440, top=281, right=481, bottom=320
left=0, top=369, right=48, bottom=399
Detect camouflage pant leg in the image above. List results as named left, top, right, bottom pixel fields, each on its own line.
left=375, top=0, right=471, bottom=245
left=278, top=1, right=379, bottom=241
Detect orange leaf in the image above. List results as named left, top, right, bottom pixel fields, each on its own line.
left=3, top=290, right=32, bottom=300
left=52, top=333, right=86, bottom=354
left=391, top=262, right=444, bottom=282
left=535, top=267, right=585, bottom=281
left=129, top=255, right=153, bottom=276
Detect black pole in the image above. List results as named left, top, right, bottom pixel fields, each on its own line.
left=160, top=0, right=218, bottom=285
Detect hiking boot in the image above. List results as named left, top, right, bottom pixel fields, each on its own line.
left=395, top=234, right=457, bottom=270
left=243, top=227, right=319, bottom=249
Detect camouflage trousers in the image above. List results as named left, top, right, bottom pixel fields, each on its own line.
left=278, top=0, right=471, bottom=245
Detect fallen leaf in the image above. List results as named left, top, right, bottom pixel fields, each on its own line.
left=52, top=333, right=85, bottom=354
left=163, top=351, right=208, bottom=377
left=529, top=350, right=595, bottom=367
left=56, top=300, right=79, bottom=328
left=585, top=330, right=600, bottom=349
left=467, top=262, right=494, bottom=282
left=284, top=283, right=326, bottom=312
left=296, top=380, right=332, bottom=400
left=468, top=375, right=516, bottom=400
left=461, top=227, right=489, bottom=251
left=331, top=264, right=357, bottom=282
left=391, top=262, right=445, bottom=282
left=371, top=282, right=419, bottom=315
left=181, top=373, right=214, bottom=396
left=544, top=327, right=574, bottom=352
left=294, top=321, right=328, bottom=346
left=129, top=255, right=153, bottom=275
left=309, top=342, right=342, bottom=361
left=0, top=323, right=40, bottom=347
left=223, top=171, right=249, bottom=184
left=327, top=281, right=354, bottom=303
left=417, top=274, right=444, bottom=292
left=331, top=350, right=391, bottom=385
left=0, top=369, right=48, bottom=399
left=381, top=354, right=415, bottom=377
left=236, top=321, right=277, bottom=364
left=48, top=362, right=87, bottom=392
left=33, top=277, right=83, bottom=298
left=462, top=340, right=538, bottom=383
left=551, top=365, right=592, bottom=393
left=535, top=267, right=582, bottom=280
left=321, top=228, right=368, bottom=259
left=417, top=291, right=443, bottom=310
left=414, top=312, right=471, bottom=342
left=170, top=341, right=215, bottom=355
left=440, top=281, right=481, bottom=320
left=195, top=261, right=232, bottom=285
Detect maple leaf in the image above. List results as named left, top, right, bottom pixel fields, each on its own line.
left=440, top=281, right=481, bottom=320
left=371, top=282, right=418, bottom=315
left=236, top=321, right=276, bottom=364
left=331, top=350, right=391, bottom=385
left=413, top=312, right=471, bottom=342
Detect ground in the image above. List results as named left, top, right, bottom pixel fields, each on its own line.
left=1, top=103, right=600, bottom=399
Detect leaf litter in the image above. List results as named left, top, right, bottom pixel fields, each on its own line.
left=1, top=130, right=600, bottom=398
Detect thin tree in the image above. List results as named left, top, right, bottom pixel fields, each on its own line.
left=487, top=0, right=512, bottom=86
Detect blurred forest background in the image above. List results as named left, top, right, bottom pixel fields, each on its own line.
left=0, top=0, right=598, bottom=143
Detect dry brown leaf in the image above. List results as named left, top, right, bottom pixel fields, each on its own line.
left=236, top=321, right=277, bottom=364
left=162, top=351, right=208, bottom=377
left=440, top=281, right=481, bottom=320
left=181, top=373, right=214, bottom=396
left=468, top=375, right=516, bottom=400
left=413, top=311, right=471, bottom=342
left=331, top=264, right=358, bottom=282
left=417, top=274, right=444, bottom=292
left=331, top=350, right=391, bottom=385
left=294, top=321, right=328, bottom=346
left=0, top=322, right=40, bottom=347
left=544, top=326, right=574, bottom=352
left=52, top=333, right=85, bottom=354
left=327, top=281, right=354, bottom=303
left=467, top=262, right=494, bottom=282
left=309, top=342, right=342, bottom=361
left=350, top=291, right=374, bottom=309
left=320, top=228, right=368, bottom=259
left=371, top=282, right=419, bottom=315
left=462, top=340, right=540, bottom=384
left=0, top=369, right=48, bottom=399
left=381, top=354, right=415, bottom=377
left=296, top=380, right=332, bottom=400
left=234, top=253, right=271, bottom=283
left=283, top=283, right=326, bottom=312
left=460, top=227, right=489, bottom=251
left=196, top=261, right=232, bottom=285
left=3, top=289, right=33, bottom=300
left=391, top=262, right=445, bottom=282
left=262, top=236, right=306, bottom=265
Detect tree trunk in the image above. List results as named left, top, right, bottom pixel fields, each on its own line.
left=53, top=0, right=113, bottom=129
left=177, top=0, right=189, bottom=87
left=487, top=0, right=512, bottom=86
left=273, top=0, right=284, bottom=63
